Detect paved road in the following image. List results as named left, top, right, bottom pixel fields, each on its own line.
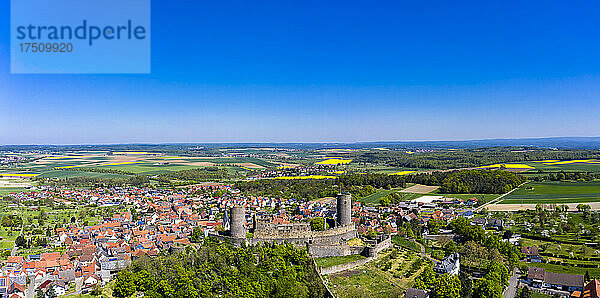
left=472, top=182, right=526, bottom=212
left=503, top=268, right=519, bottom=298
left=25, top=276, right=37, bottom=298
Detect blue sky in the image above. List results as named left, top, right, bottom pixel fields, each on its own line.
left=1, top=1, right=600, bottom=144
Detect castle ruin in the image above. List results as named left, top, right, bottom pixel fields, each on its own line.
left=213, top=192, right=389, bottom=257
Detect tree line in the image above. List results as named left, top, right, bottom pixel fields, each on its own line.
left=37, top=175, right=150, bottom=187
left=235, top=170, right=523, bottom=201
left=156, top=167, right=232, bottom=183
left=526, top=171, right=600, bottom=182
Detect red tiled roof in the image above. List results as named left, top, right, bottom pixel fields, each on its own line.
left=582, top=279, right=600, bottom=298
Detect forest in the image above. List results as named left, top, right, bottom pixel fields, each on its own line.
left=234, top=173, right=406, bottom=200
left=353, top=147, right=600, bottom=169
left=235, top=170, right=523, bottom=200
left=36, top=175, right=150, bottom=187
left=112, top=239, right=326, bottom=298
left=527, top=171, right=600, bottom=182
left=156, top=167, right=232, bottom=182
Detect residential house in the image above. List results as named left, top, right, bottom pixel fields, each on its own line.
left=521, top=246, right=542, bottom=262
left=487, top=218, right=504, bottom=230
left=51, top=281, right=68, bottom=296
left=579, top=279, right=600, bottom=298
left=4, top=257, right=24, bottom=271
left=0, top=276, right=8, bottom=298
left=434, top=253, right=460, bottom=275
left=526, top=267, right=584, bottom=293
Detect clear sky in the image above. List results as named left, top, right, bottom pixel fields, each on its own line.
left=1, top=1, right=600, bottom=144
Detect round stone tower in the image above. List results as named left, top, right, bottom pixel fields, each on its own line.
left=230, top=206, right=246, bottom=239
left=336, top=192, right=352, bottom=227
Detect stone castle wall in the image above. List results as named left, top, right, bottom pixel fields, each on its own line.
left=307, top=244, right=364, bottom=258
left=253, top=223, right=357, bottom=245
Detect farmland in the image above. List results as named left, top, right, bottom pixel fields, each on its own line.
left=2, top=152, right=275, bottom=179
left=505, top=159, right=600, bottom=173
left=501, top=181, right=600, bottom=204
left=357, top=188, right=405, bottom=205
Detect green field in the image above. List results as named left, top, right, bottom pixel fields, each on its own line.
left=36, top=170, right=130, bottom=179
left=0, top=188, right=31, bottom=195
left=5, top=152, right=281, bottom=179
left=315, top=254, right=367, bottom=268
left=519, top=161, right=600, bottom=173
left=358, top=188, right=402, bottom=205
left=502, top=181, right=600, bottom=204
left=392, top=236, right=421, bottom=253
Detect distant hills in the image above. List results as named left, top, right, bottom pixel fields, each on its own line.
left=2, top=137, right=600, bottom=150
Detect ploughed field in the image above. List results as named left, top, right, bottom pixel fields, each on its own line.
left=501, top=181, right=600, bottom=204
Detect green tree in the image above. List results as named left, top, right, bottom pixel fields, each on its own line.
left=485, top=262, right=509, bottom=288
left=190, top=227, right=203, bottom=243
left=459, top=272, right=473, bottom=298
left=15, top=235, right=26, bottom=247
left=414, top=265, right=436, bottom=290
left=585, top=270, right=591, bottom=282
left=379, top=196, right=391, bottom=207
left=518, top=287, right=531, bottom=298
left=1, top=216, right=13, bottom=227
left=431, top=274, right=461, bottom=298
left=134, top=269, right=154, bottom=292
left=473, top=278, right=502, bottom=298
left=310, top=217, right=327, bottom=231
left=155, top=280, right=173, bottom=297
left=113, top=270, right=136, bottom=298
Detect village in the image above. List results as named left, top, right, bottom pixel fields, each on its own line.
left=0, top=180, right=596, bottom=298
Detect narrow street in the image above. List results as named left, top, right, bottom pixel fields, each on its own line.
left=25, top=277, right=35, bottom=298
left=413, top=240, right=439, bottom=264
left=503, top=268, right=519, bottom=298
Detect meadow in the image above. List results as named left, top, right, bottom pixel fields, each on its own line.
left=325, top=248, right=427, bottom=298
left=315, top=254, right=366, bottom=268
left=356, top=188, right=405, bottom=205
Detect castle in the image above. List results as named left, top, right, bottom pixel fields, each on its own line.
left=216, top=193, right=390, bottom=258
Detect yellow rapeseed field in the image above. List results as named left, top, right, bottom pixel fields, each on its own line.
left=0, top=173, right=40, bottom=177
left=315, top=158, right=352, bottom=165
left=55, top=165, right=87, bottom=169
left=477, top=164, right=534, bottom=169
left=542, top=159, right=598, bottom=165
left=99, top=161, right=144, bottom=166
left=389, top=170, right=416, bottom=175
left=113, top=152, right=159, bottom=155
left=45, top=155, right=96, bottom=159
